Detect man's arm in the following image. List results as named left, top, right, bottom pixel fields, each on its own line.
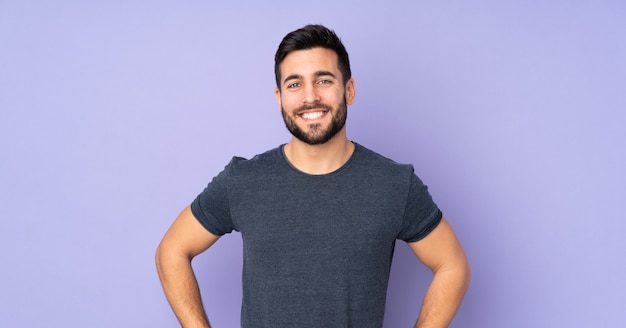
left=407, top=217, right=470, bottom=328
left=156, top=206, right=220, bottom=328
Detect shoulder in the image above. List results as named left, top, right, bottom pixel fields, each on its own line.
left=228, top=146, right=280, bottom=165
left=225, top=146, right=286, bottom=177
left=352, top=143, right=415, bottom=176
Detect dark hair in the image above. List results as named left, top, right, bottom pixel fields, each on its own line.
left=274, top=24, right=351, bottom=89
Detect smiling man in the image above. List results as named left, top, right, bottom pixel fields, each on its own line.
left=156, top=25, right=470, bottom=328
left=278, top=47, right=351, bottom=147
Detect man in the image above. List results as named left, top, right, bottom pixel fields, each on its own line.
left=156, top=24, right=470, bottom=328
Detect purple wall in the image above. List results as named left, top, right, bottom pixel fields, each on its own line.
left=1, top=1, right=624, bottom=327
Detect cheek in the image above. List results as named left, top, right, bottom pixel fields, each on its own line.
left=280, top=94, right=300, bottom=109
left=326, top=88, right=345, bottom=101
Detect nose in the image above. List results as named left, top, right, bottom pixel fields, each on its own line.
left=302, top=83, right=320, bottom=104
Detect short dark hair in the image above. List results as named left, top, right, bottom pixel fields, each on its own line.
left=274, top=24, right=351, bottom=89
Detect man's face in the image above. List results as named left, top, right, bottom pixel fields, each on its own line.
left=275, top=47, right=355, bottom=145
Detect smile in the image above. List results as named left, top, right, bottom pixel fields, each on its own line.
left=299, top=110, right=327, bottom=120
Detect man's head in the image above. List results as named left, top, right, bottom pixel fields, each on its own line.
left=274, top=25, right=356, bottom=146
left=275, top=24, right=351, bottom=90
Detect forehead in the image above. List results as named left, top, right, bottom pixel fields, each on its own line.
left=279, top=47, right=340, bottom=77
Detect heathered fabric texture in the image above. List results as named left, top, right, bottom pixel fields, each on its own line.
left=191, top=143, right=442, bottom=328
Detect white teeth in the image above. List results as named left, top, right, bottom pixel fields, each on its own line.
left=301, top=111, right=324, bottom=119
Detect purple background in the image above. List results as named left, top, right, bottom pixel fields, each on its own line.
left=1, top=1, right=625, bottom=327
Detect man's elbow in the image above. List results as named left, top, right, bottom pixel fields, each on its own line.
left=155, top=240, right=183, bottom=275
left=435, top=253, right=471, bottom=292
left=155, top=241, right=167, bottom=276
left=460, top=258, right=471, bottom=291
left=450, top=254, right=471, bottom=293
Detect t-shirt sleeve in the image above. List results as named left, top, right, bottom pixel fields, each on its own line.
left=397, top=170, right=442, bottom=243
left=190, top=160, right=236, bottom=236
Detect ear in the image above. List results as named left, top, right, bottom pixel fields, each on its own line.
left=345, top=78, right=356, bottom=105
left=274, top=87, right=282, bottom=111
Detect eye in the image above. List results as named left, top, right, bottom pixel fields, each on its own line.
left=318, top=79, right=332, bottom=85
left=287, top=82, right=301, bottom=89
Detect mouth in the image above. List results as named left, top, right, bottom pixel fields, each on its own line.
left=298, top=110, right=328, bottom=121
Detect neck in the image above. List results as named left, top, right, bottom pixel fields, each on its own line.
left=283, top=130, right=355, bottom=175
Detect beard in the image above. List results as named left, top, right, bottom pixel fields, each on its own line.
left=281, top=97, right=347, bottom=145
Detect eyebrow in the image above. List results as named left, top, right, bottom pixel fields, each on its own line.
left=315, top=71, right=337, bottom=79
left=282, top=71, right=338, bottom=85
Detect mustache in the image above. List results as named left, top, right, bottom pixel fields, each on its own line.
left=295, top=102, right=333, bottom=114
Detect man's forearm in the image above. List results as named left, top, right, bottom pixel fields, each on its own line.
left=415, top=264, right=470, bottom=328
left=156, top=249, right=211, bottom=328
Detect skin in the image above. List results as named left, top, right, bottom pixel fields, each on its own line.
left=156, top=47, right=470, bottom=327
left=155, top=206, right=218, bottom=328
left=408, top=219, right=470, bottom=327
